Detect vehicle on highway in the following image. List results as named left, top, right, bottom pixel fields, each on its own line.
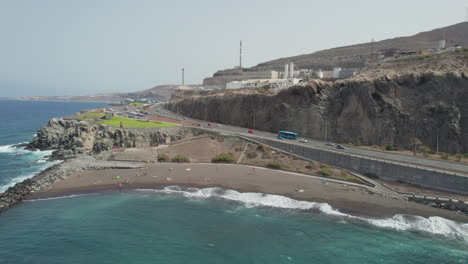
left=336, top=144, right=346, bottom=150
left=216, top=124, right=222, bottom=127
left=248, top=129, right=255, bottom=134
left=299, top=138, right=308, bottom=143
left=278, top=131, right=298, bottom=140
left=207, top=123, right=213, bottom=127
left=325, top=142, right=335, bottom=146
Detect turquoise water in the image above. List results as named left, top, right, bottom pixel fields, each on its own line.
left=0, top=187, right=467, bottom=264
left=0, top=100, right=467, bottom=263
left=0, top=100, right=108, bottom=191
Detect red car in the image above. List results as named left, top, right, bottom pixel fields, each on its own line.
left=207, top=123, right=213, bottom=127
left=248, top=129, right=254, bottom=134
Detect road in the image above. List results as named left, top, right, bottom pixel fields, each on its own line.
left=152, top=104, right=468, bottom=176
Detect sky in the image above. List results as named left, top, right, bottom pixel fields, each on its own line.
left=0, top=0, right=467, bottom=97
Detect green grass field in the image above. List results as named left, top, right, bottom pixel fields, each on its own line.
left=100, top=116, right=178, bottom=128
left=128, top=102, right=146, bottom=106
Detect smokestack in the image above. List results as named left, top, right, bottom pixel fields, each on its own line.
left=182, top=68, right=185, bottom=86
left=284, top=64, right=289, bottom=79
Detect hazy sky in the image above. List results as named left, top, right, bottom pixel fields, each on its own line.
left=1, top=0, right=467, bottom=97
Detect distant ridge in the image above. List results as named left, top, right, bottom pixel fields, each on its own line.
left=249, top=22, right=468, bottom=71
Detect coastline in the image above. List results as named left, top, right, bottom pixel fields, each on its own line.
left=26, top=162, right=468, bottom=223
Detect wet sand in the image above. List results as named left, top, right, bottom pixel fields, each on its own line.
left=28, top=162, right=468, bottom=222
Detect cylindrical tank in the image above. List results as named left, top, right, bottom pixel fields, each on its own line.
left=289, top=62, right=294, bottom=78
left=284, top=64, right=289, bottom=79
left=438, top=40, right=446, bottom=51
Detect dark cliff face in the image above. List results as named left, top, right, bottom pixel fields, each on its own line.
left=170, top=73, right=468, bottom=153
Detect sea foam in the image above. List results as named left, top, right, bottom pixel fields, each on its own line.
left=0, top=145, right=60, bottom=192
left=137, top=186, right=468, bottom=240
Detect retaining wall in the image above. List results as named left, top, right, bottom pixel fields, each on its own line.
left=247, top=136, right=468, bottom=195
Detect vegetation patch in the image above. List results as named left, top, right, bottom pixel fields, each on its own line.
left=211, top=153, right=235, bottom=163
left=385, top=144, right=398, bottom=151
left=157, top=153, right=170, bottom=162
left=266, top=161, right=288, bottom=170
left=128, top=102, right=145, bottom=106
left=100, top=116, right=178, bottom=128
left=345, top=176, right=363, bottom=183
left=318, top=167, right=333, bottom=176
left=171, top=155, right=190, bottom=163
left=246, top=151, right=257, bottom=159
left=80, top=112, right=105, bottom=120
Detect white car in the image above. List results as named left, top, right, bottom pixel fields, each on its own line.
left=216, top=124, right=222, bottom=127
left=299, top=138, right=307, bottom=143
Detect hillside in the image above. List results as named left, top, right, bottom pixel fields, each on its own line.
left=249, top=22, right=468, bottom=72
left=12, top=84, right=195, bottom=102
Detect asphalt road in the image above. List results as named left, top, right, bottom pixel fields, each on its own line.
left=152, top=104, right=468, bottom=176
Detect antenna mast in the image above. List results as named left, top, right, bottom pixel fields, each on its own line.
left=239, top=40, right=242, bottom=69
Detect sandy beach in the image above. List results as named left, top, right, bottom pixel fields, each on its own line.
left=28, top=162, right=468, bottom=223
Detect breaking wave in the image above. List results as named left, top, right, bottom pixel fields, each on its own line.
left=137, top=186, right=468, bottom=240
left=0, top=144, right=60, bottom=192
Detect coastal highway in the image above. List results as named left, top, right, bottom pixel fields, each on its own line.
left=151, top=104, right=468, bottom=176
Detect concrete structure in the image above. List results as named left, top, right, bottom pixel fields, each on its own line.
left=338, top=69, right=356, bottom=79
left=226, top=79, right=289, bottom=89
left=203, top=69, right=279, bottom=90
left=438, top=39, right=446, bottom=51
left=316, top=69, right=324, bottom=79
left=333, top=67, right=342, bottom=78
left=120, top=99, right=134, bottom=105
left=244, top=136, right=468, bottom=195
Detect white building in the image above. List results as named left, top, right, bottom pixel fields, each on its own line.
left=333, top=67, right=342, bottom=78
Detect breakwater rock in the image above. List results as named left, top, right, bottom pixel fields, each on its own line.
left=27, top=119, right=203, bottom=158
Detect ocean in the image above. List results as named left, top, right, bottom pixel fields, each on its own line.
left=0, top=100, right=467, bottom=263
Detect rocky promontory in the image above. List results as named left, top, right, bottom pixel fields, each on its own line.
left=27, top=118, right=203, bottom=159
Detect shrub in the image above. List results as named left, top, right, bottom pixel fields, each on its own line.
left=464, top=153, right=468, bottom=158
left=363, top=172, right=379, bottom=179
left=171, top=155, right=190, bottom=163
left=157, top=153, right=170, bottom=162
left=292, top=156, right=299, bottom=160
left=256, top=144, right=266, bottom=152
left=319, top=164, right=329, bottom=169
left=318, top=168, right=333, bottom=176
left=211, top=153, right=235, bottom=163
left=246, top=151, right=257, bottom=159
left=266, top=161, right=287, bottom=170
left=305, top=162, right=317, bottom=170
left=261, top=152, right=272, bottom=159
left=354, top=141, right=362, bottom=146
left=385, top=144, right=397, bottom=151
left=440, top=152, right=450, bottom=160
left=234, top=146, right=243, bottom=152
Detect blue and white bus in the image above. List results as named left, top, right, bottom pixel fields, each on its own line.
left=278, top=131, right=298, bottom=140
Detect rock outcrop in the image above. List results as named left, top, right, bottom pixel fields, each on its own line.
left=27, top=119, right=202, bottom=157
left=169, top=72, right=468, bottom=153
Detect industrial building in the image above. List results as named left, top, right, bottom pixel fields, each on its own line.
left=226, top=62, right=302, bottom=90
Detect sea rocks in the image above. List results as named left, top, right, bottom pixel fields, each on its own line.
left=27, top=119, right=202, bottom=157
left=0, top=179, right=38, bottom=213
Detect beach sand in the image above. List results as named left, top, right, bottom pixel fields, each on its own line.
left=29, top=162, right=468, bottom=222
